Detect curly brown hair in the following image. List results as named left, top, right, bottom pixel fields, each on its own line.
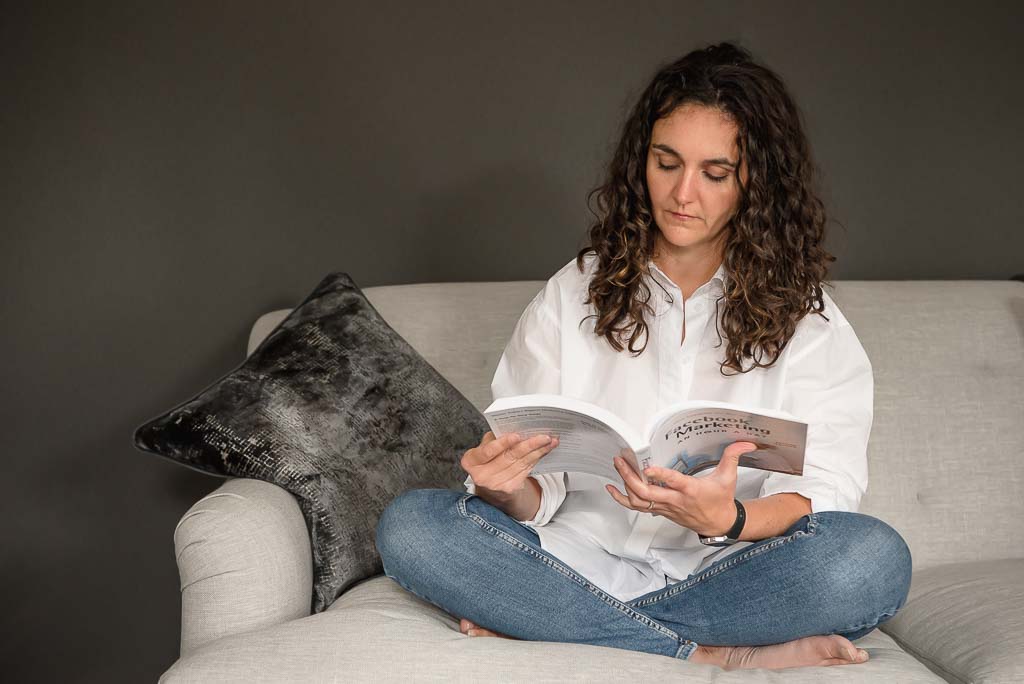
left=575, top=41, right=835, bottom=375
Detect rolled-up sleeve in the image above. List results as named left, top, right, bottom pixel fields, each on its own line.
left=758, top=322, right=874, bottom=513
left=461, top=278, right=568, bottom=526
left=464, top=472, right=567, bottom=526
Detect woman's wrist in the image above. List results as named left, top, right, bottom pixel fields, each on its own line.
left=475, top=477, right=542, bottom=522
left=701, top=498, right=741, bottom=537
left=735, top=493, right=812, bottom=542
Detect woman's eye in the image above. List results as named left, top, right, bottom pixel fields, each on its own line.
left=656, top=161, right=728, bottom=184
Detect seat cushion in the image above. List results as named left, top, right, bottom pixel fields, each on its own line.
left=881, top=558, right=1024, bottom=683
left=161, top=575, right=942, bottom=683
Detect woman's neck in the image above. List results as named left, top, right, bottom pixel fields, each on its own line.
left=651, top=241, right=724, bottom=301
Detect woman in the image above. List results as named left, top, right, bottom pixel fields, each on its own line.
left=375, top=42, right=912, bottom=670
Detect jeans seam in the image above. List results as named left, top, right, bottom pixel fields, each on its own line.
left=835, top=607, right=900, bottom=636
left=630, top=513, right=820, bottom=609
left=383, top=569, right=438, bottom=610
left=457, top=495, right=689, bottom=648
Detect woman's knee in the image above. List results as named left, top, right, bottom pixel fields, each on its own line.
left=375, top=488, right=464, bottom=575
left=812, top=511, right=913, bottom=616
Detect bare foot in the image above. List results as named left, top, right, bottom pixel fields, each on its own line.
left=459, top=617, right=516, bottom=639
left=689, top=634, right=870, bottom=670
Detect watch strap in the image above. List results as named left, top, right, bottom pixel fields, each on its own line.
left=725, top=499, right=746, bottom=540
left=698, top=499, right=746, bottom=545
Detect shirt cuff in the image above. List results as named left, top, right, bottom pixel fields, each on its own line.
left=463, top=472, right=567, bottom=526
left=758, top=473, right=851, bottom=514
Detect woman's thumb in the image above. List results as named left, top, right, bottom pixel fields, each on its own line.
left=714, top=441, right=758, bottom=477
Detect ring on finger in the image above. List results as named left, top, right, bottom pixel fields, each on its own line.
left=646, top=500, right=655, bottom=511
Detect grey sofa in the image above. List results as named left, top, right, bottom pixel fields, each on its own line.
left=160, top=279, right=1024, bottom=683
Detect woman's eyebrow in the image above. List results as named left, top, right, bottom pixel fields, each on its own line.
left=651, top=143, right=737, bottom=168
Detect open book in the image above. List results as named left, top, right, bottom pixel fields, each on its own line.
left=483, top=394, right=807, bottom=486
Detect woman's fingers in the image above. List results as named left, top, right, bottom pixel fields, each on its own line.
left=614, top=457, right=673, bottom=503
left=612, top=457, right=651, bottom=508
left=641, top=466, right=693, bottom=494
left=486, top=432, right=528, bottom=463
left=607, top=458, right=688, bottom=511
left=472, top=434, right=559, bottom=490
left=605, top=484, right=632, bottom=509
left=485, top=435, right=555, bottom=479
left=462, top=432, right=523, bottom=469
left=502, top=434, right=554, bottom=465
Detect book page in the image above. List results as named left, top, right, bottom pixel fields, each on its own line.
left=648, top=406, right=806, bottom=477
left=483, top=404, right=642, bottom=484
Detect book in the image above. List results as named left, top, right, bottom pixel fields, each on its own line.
left=483, top=393, right=807, bottom=486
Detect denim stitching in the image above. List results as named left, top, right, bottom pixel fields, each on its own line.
left=834, top=608, right=900, bottom=637
left=631, top=513, right=820, bottom=609
left=457, top=495, right=687, bottom=646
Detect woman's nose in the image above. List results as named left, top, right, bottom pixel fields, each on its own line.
left=673, top=170, right=697, bottom=205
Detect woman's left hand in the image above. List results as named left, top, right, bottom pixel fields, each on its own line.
left=606, top=441, right=758, bottom=536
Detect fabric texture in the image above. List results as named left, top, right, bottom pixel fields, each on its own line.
left=160, top=574, right=943, bottom=684
left=174, top=478, right=312, bottom=656
left=467, top=253, right=875, bottom=602
left=831, top=281, right=1024, bottom=572
left=134, top=271, right=488, bottom=613
left=881, top=558, right=1024, bottom=683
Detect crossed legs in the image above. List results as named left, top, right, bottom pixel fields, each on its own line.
left=375, top=488, right=911, bottom=669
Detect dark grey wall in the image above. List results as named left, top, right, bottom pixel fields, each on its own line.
left=2, top=1, right=1021, bottom=681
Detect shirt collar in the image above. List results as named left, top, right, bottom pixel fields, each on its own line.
left=647, top=259, right=729, bottom=295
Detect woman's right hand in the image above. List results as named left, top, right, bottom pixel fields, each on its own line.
left=460, top=430, right=560, bottom=494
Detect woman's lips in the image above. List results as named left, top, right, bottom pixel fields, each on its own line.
left=669, top=211, right=698, bottom=220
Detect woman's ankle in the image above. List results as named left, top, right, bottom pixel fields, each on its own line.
left=688, top=645, right=726, bottom=667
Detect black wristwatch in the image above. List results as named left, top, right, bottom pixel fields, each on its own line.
left=698, top=499, right=746, bottom=547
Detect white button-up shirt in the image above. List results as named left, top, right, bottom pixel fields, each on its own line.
left=465, top=253, right=873, bottom=602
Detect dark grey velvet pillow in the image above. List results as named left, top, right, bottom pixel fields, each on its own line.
left=133, top=272, right=488, bottom=613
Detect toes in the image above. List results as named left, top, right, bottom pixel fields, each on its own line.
left=826, top=634, right=858, bottom=659
left=822, top=634, right=868, bottom=665
left=459, top=618, right=501, bottom=638
left=457, top=617, right=517, bottom=640
left=822, top=650, right=869, bottom=667
left=468, top=627, right=500, bottom=637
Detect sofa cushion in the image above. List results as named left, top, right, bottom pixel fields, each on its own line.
left=160, top=575, right=943, bottom=683
left=134, top=272, right=488, bottom=614
left=881, top=558, right=1024, bottom=683
left=246, top=280, right=549, bottom=415
left=830, top=281, right=1024, bottom=570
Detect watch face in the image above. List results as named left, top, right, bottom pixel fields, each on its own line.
left=699, top=535, right=732, bottom=546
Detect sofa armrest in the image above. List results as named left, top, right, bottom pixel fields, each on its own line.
left=247, top=309, right=293, bottom=356
left=174, top=477, right=312, bottom=656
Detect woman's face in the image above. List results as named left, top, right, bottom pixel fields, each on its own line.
left=645, top=103, right=747, bottom=257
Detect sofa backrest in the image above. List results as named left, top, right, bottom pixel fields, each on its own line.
left=826, top=281, right=1023, bottom=569
left=250, top=280, right=1024, bottom=570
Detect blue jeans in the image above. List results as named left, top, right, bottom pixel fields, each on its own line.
left=375, top=488, right=912, bottom=660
